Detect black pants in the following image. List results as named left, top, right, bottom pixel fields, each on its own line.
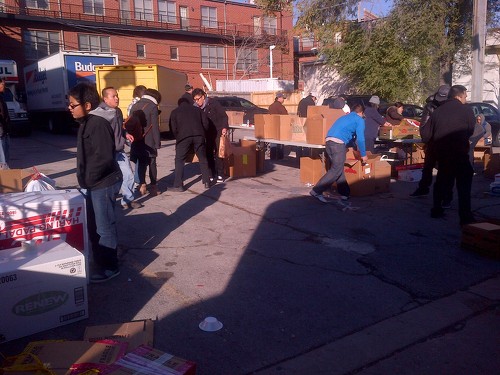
left=137, top=156, right=157, bottom=185
left=433, top=154, right=473, bottom=222
left=418, top=144, right=436, bottom=191
left=174, top=136, right=211, bottom=187
left=206, top=133, right=225, bottom=178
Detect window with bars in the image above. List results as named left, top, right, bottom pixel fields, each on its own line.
left=236, top=48, right=258, bottom=72
left=78, top=34, right=111, bottom=53
left=159, top=0, right=176, bottom=23
left=83, top=0, right=104, bottom=15
left=137, top=44, right=145, bottom=58
left=170, top=46, right=178, bottom=60
left=26, top=0, right=49, bottom=9
left=201, top=45, right=224, bottom=70
left=201, top=6, right=217, bottom=28
left=24, top=30, right=60, bottom=60
left=135, top=0, right=153, bottom=20
left=263, top=16, right=277, bottom=35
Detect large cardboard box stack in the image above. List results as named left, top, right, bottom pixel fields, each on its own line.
left=0, top=168, right=34, bottom=193
left=226, top=111, right=245, bottom=126
left=461, top=222, right=500, bottom=259
left=0, top=190, right=88, bottom=259
left=0, top=240, right=88, bottom=343
left=342, top=150, right=392, bottom=196
left=254, top=114, right=279, bottom=139
left=300, top=157, right=327, bottom=185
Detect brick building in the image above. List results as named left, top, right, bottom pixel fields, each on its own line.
left=0, top=0, right=293, bottom=91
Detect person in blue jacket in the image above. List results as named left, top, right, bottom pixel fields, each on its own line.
left=310, top=102, right=367, bottom=202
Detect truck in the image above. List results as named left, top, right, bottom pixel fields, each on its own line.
left=95, top=64, right=187, bottom=133
left=23, top=51, right=118, bottom=133
left=0, top=60, right=31, bottom=136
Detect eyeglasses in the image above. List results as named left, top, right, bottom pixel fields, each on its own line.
left=68, top=103, right=81, bottom=109
left=193, top=96, right=204, bottom=102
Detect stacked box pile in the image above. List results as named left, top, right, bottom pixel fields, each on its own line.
left=461, top=222, right=500, bottom=259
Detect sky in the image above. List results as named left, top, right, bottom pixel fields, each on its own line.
left=359, top=0, right=394, bottom=18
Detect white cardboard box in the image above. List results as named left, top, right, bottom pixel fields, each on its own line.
left=0, top=189, right=88, bottom=263
left=0, top=240, right=88, bottom=343
left=397, top=168, right=422, bottom=182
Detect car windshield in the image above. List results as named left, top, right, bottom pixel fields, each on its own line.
left=238, top=98, right=256, bottom=108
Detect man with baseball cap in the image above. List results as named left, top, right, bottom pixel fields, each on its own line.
left=410, top=84, right=450, bottom=198
left=268, top=92, right=288, bottom=115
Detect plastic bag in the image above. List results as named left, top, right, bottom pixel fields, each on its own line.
left=218, top=134, right=233, bottom=158
left=25, top=172, right=56, bottom=192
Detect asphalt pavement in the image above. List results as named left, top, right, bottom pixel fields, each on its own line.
left=1, top=129, right=499, bottom=375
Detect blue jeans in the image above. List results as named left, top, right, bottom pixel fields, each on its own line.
left=0, top=136, right=10, bottom=164
left=82, top=181, right=120, bottom=270
left=313, top=141, right=350, bottom=197
left=116, top=151, right=135, bottom=204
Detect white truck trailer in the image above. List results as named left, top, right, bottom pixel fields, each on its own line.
left=24, top=51, right=118, bottom=133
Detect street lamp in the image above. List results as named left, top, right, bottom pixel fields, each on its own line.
left=269, top=45, right=276, bottom=79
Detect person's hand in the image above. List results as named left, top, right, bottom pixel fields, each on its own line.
left=126, top=133, right=134, bottom=142
left=361, top=155, right=368, bottom=163
left=384, top=122, right=392, bottom=127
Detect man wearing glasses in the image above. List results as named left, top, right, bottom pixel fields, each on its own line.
left=192, top=88, right=229, bottom=182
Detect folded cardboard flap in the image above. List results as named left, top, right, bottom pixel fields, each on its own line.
left=0, top=168, right=34, bottom=193
left=84, top=319, right=155, bottom=352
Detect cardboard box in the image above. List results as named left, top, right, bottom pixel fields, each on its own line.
left=300, top=157, right=326, bottom=185
left=240, top=140, right=265, bottom=173
left=0, top=190, right=88, bottom=259
left=484, top=150, right=500, bottom=178
left=307, top=106, right=345, bottom=129
left=226, top=111, right=245, bottom=126
left=0, top=168, right=35, bottom=193
left=291, top=117, right=307, bottom=143
left=254, top=114, right=279, bottom=139
left=305, top=115, right=328, bottom=145
left=461, top=222, right=500, bottom=259
left=229, top=146, right=256, bottom=178
left=111, top=345, right=196, bottom=375
left=397, top=168, right=422, bottom=182
left=273, top=114, right=300, bottom=141
left=13, top=340, right=127, bottom=375
left=0, top=240, right=88, bottom=343
left=343, top=153, right=391, bottom=196
left=84, top=320, right=155, bottom=353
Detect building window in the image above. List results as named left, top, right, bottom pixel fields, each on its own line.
left=302, top=35, right=314, bottom=49
left=135, top=0, right=153, bottom=21
left=263, top=16, right=277, bottom=35
left=201, top=45, right=224, bottom=69
left=78, top=34, right=111, bottom=52
left=83, top=0, right=104, bottom=15
left=201, top=6, right=217, bottom=28
left=236, top=48, right=258, bottom=72
left=253, top=16, right=261, bottom=35
left=159, top=0, right=176, bottom=23
left=120, top=0, right=131, bottom=24
left=137, top=44, right=145, bottom=58
left=170, top=46, right=178, bottom=60
left=26, top=0, right=49, bottom=9
left=24, top=30, right=60, bottom=60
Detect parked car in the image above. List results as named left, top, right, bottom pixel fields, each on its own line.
left=343, top=95, right=389, bottom=110
left=378, top=103, right=424, bottom=121
left=468, top=102, right=500, bottom=147
left=211, top=96, right=269, bottom=125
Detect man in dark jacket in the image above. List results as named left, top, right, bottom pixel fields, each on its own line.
left=68, top=82, right=123, bottom=283
left=268, top=92, right=288, bottom=115
left=297, top=92, right=317, bottom=117
left=410, top=84, right=450, bottom=198
left=364, top=95, right=389, bottom=153
left=0, top=77, right=11, bottom=165
left=180, top=84, right=194, bottom=105
left=170, top=98, right=212, bottom=190
left=192, top=88, right=229, bottom=182
left=429, top=85, right=476, bottom=225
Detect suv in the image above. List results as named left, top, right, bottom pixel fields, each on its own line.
left=468, top=102, right=500, bottom=147
left=343, top=95, right=389, bottom=110
left=211, top=96, right=269, bottom=125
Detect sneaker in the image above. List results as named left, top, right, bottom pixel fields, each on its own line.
left=122, top=201, right=143, bottom=209
left=90, top=269, right=120, bottom=284
left=410, top=188, right=429, bottom=197
left=309, top=189, right=328, bottom=203
left=169, top=186, right=185, bottom=192
left=340, top=195, right=349, bottom=201
left=217, top=176, right=225, bottom=183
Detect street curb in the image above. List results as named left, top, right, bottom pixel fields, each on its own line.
left=254, top=276, right=500, bottom=375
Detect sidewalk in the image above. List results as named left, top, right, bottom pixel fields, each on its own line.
left=1, top=131, right=499, bottom=375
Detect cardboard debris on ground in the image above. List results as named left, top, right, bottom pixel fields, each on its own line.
left=84, top=319, right=155, bottom=353
left=0, top=168, right=35, bottom=193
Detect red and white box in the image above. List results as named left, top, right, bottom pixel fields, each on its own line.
left=0, top=189, right=88, bottom=264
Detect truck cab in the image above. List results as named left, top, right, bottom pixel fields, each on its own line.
left=0, top=60, right=31, bottom=136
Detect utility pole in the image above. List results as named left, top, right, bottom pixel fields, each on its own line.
left=471, top=0, right=487, bottom=102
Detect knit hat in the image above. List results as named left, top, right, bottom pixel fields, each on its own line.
left=276, top=92, right=286, bottom=99
left=434, top=85, right=450, bottom=102
left=369, top=95, right=380, bottom=105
